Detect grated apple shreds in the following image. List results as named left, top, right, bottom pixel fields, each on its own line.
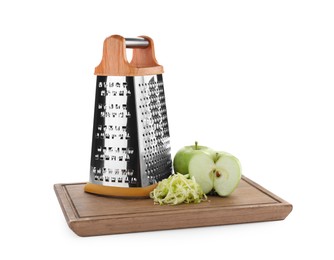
left=150, top=173, right=208, bottom=205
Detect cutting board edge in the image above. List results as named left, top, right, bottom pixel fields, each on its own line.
left=54, top=183, right=79, bottom=224
left=65, top=202, right=292, bottom=237
left=241, top=175, right=292, bottom=205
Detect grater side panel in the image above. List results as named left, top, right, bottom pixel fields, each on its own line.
left=89, top=76, right=142, bottom=188
left=124, top=76, right=141, bottom=187
left=90, top=76, right=107, bottom=174
left=134, top=74, right=172, bottom=187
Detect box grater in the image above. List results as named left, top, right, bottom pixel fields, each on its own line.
left=84, top=35, right=172, bottom=197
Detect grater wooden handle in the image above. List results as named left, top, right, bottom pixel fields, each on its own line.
left=94, top=35, right=164, bottom=76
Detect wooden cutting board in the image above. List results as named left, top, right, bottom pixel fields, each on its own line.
left=54, top=176, right=292, bottom=237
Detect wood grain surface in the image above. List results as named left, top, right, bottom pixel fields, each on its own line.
left=54, top=176, right=292, bottom=237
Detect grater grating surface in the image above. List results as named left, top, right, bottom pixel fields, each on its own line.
left=90, top=74, right=172, bottom=188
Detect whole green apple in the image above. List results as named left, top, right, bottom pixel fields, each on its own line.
left=173, top=141, right=216, bottom=174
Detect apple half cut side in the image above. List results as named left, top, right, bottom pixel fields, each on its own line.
left=188, top=152, right=242, bottom=196
left=214, top=152, right=242, bottom=196
left=188, top=153, right=215, bottom=194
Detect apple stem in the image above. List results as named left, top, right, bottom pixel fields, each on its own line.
left=195, top=141, right=198, bottom=150
left=216, top=170, right=221, bottom=178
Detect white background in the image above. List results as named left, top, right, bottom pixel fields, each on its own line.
left=1, top=0, right=333, bottom=259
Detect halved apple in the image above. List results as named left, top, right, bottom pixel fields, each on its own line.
left=188, top=151, right=242, bottom=196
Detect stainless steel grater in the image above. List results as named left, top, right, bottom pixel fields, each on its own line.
left=84, top=35, right=172, bottom=197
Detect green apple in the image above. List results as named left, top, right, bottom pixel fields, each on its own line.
left=188, top=151, right=242, bottom=196
left=173, top=142, right=216, bottom=174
